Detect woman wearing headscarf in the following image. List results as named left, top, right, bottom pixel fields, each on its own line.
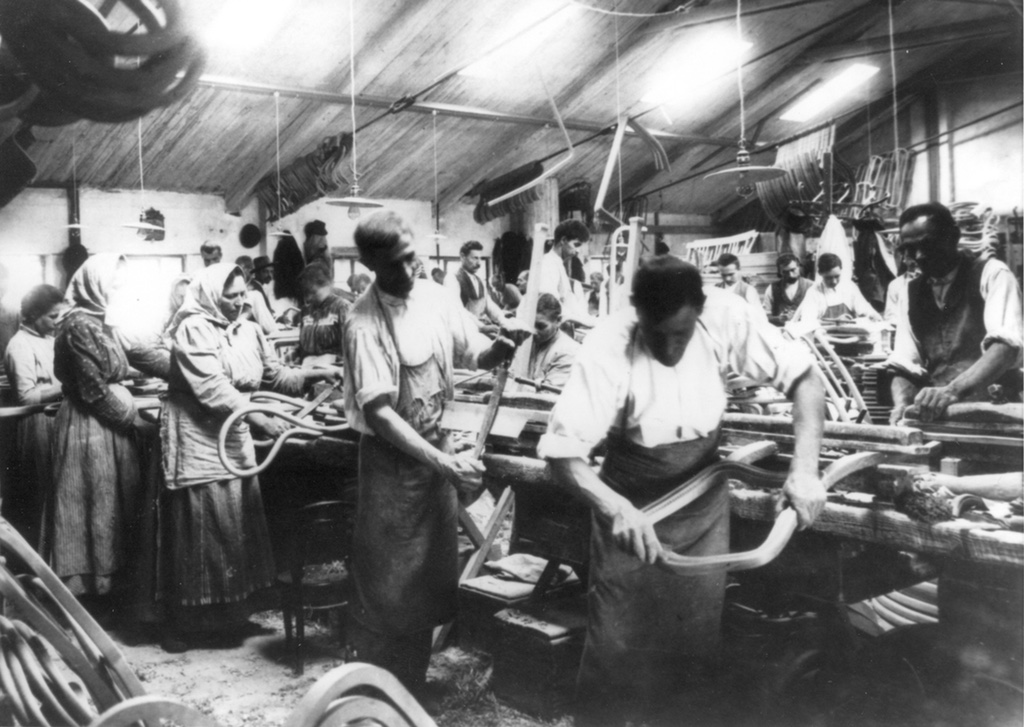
left=51, top=254, right=170, bottom=597
left=3, top=284, right=65, bottom=546
left=161, top=263, right=340, bottom=651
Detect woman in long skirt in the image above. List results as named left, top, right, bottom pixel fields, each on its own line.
left=50, top=254, right=169, bottom=597
left=160, top=263, right=339, bottom=652
left=3, top=285, right=65, bottom=547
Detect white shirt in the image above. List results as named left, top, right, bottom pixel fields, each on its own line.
left=717, top=280, right=762, bottom=309
left=343, top=280, right=489, bottom=435
left=790, top=279, right=879, bottom=323
left=539, top=250, right=573, bottom=303
left=537, top=288, right=813, bottom=459
left=887, top=257, right=1023, bottom=378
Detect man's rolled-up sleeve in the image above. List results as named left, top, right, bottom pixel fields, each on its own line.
left=980, top=261, right=1024, bottom=365
left=344, top=323, right=398, bottom=411
left=727, top=303, right=814, bottom=396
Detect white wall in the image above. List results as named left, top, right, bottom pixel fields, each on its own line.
left=272, top=196, right=506, bottom=261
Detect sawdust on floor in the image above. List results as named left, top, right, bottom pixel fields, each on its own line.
left=112, top=610, right=569, bottom=727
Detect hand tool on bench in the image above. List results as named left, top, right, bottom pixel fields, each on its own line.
left=511, top=375, right=562, bottom=394
left=643, top=451, right=883, bottom=576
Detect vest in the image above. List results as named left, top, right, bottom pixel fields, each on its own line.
left=769, top=277, right=812, bottom=317
left=907, top=254, right=1017, bottom=394
left=455, top=268, right=484, bottom=306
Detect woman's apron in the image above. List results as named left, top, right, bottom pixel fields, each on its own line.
left=350, top=296, right=459, bottom=636
left=575, top=326, right=731, bottom=723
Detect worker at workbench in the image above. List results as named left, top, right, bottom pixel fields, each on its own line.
left=527, top=293, right=579, bottom=390
left=340, top=210, right=525, bottom=703
left=537, top=256, right=825, bottom=726
left=888, top=202, right=1023, bottom=424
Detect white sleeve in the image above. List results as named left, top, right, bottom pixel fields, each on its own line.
left=980, top=260, right=1024, bottom=363
left=886, top=285, right=926, bottom=378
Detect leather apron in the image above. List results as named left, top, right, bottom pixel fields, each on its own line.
left=575, top=326, right=730, bottom=725
left=350, top=292, right=459, bottom=636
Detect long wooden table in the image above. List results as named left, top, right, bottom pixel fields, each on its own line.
left=281, top=436, right=1024, bottom=568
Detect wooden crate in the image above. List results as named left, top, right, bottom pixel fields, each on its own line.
left=491, top=596, right=588, bottom=719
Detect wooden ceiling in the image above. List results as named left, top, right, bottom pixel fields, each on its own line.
left=14, top=0, right=1023, bottom=220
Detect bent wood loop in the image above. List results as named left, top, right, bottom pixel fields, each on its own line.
left=216, top=388, right=347, bottom=478
left=645, top=451, right=884, bottom=576
left=283, top=662, right=436, bottom=727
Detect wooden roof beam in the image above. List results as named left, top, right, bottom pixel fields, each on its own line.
left=197, top=75, right=736, bottom=147
left=651, top=0, right=844, bottom=34
left=801, top=17, right=1014, bottom=64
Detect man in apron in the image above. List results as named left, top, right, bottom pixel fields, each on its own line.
left=537, top=256, right=826, bottom=725
left=340, top=210, right=522, bottom=702
left=888, top=202, right=1022, bottom=423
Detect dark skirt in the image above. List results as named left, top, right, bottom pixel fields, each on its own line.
left=7, top=411, right=54, bottom=549
left=163, top=477, right=276, bottom=631
left=50, top=397, right=141, bottom=596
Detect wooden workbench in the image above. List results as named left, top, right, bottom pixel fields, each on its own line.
left=281, top=436, right=1024, bottom=568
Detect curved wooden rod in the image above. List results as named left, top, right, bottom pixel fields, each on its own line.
left=217, top=390, right=347, bottom=479
left=648, top=451, right=884, bottom=576
left=282, top=662, right=436, bottom=727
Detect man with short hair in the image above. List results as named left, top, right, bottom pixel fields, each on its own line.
left=303, top=219, right=332, bottom=277
left=539, top=220, right=594, bottom=325
left=527, top=293, right=579, bottom=390
left=200, top=241, right=222, bottom=267
left=232, top=255, right=276, bottom=334
left=444, top=240, right=505, bottom=336
left=791, top=253, right=880, bottom=324
left=763, top=252, right=813, bottom=324
left=888, top=202, right=1022, bottom=423
left=339, top=210, right=524, bottom=702
left=539, top=256, right=824, bottom=726
left=715, top=252, right=761, bottom=308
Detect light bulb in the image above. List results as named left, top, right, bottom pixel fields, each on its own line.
left=347, top=205, right=361, bottom=220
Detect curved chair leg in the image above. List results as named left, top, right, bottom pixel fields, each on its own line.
left=88, top=695, right=222, bottom=727
left=283, top=663, right=437, bottom=727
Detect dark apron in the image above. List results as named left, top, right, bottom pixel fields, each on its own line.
left=351, top=299, right=459, bottom=636
left=823, top=301, right=854, bottom=320
left=576, top=422, right=728, bottom=724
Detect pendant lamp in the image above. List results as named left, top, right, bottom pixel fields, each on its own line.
left=123, top=119, right=165, bottom=238
left=62, top=136, right=86, bottom=230
left=267, top=91, right=291, bottom=238
left=704, top=0, right=786, bottom=197
left=426, top=110, right=446, bottom=243
left=325, top=0, right=381, bottom=218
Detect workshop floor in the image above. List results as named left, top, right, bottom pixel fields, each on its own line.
left=108, top=604, right=1023, bottom=727
left=112, top=610, right=567, bottom=727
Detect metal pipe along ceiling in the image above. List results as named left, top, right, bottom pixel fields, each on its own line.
left=194, top=74, right=740, bottom=147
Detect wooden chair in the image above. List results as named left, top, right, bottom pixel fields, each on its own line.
left=276, top=500, right=353, bottom=675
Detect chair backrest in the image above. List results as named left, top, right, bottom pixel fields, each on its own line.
left=287, top=500, right=354, bottom=586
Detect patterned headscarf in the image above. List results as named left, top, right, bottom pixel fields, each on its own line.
left=64, top=253, right=126, bottom=318
left=167, top=263, right=243, bottom=335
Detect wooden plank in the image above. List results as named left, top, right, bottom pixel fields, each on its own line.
left=731, top=488, right=1024, bottom=567
left=722, top=413, right=924, bottom=445
left=723, top=428, right=940, bottom=457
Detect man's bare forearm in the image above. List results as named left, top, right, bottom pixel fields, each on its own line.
left=363, top=399, right=444, bottom=470
left=946, top=341, right=1018, bottom=400
left=549, top=457, right=629, bottom=525
left=789, top=369, right=824, bottom=476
